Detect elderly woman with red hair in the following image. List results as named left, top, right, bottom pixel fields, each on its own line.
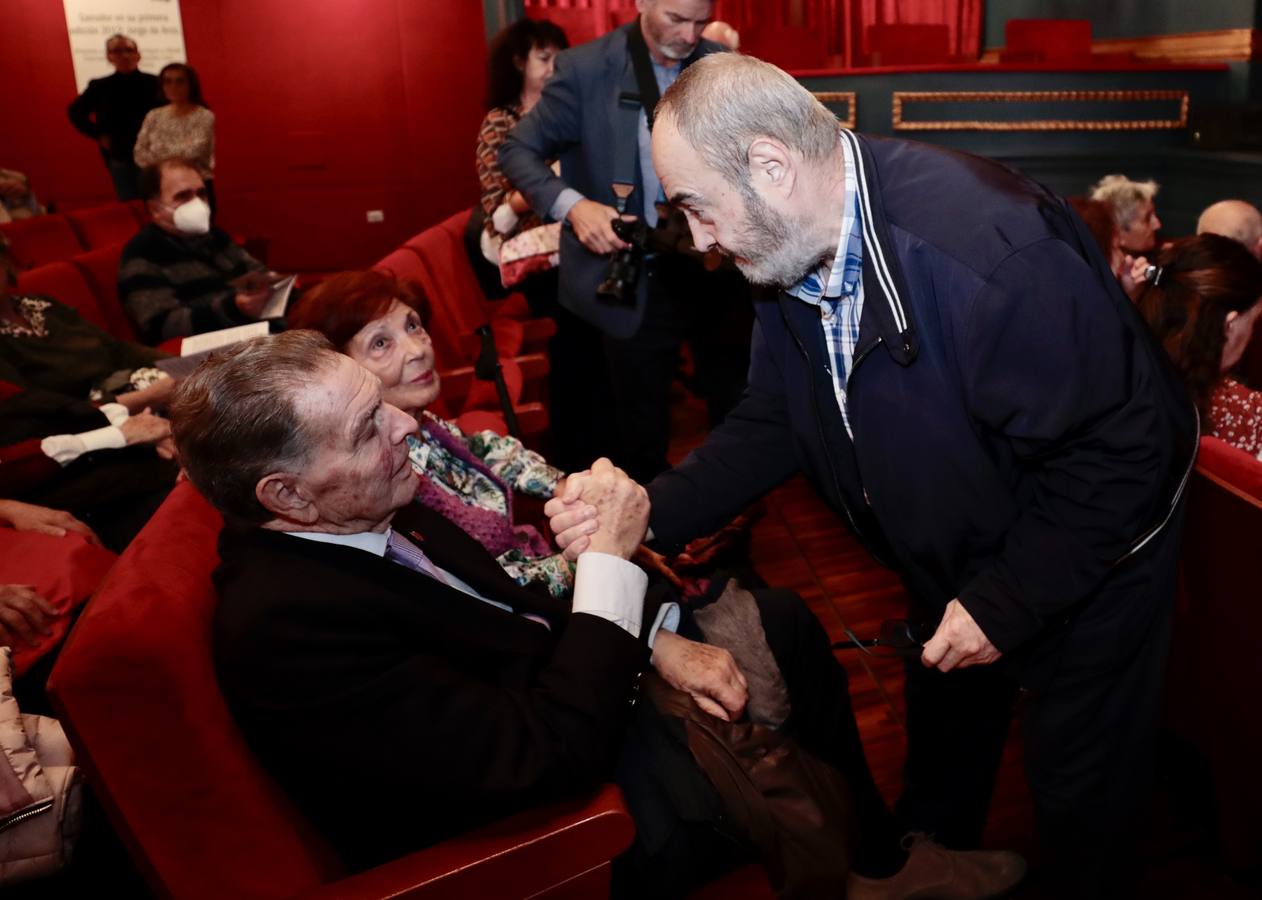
left=287, top=270, right=573, bottom=596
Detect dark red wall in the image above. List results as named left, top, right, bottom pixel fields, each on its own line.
left=1, top=0, right=488, bottom=271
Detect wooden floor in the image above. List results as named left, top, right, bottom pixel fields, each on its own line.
left=667, top=385, right=1261, bottom=899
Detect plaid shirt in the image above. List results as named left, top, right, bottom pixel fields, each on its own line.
left=784, top=134, right=864, bottom=438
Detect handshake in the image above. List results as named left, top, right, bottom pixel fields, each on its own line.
left=543, top=458, right=649, bottom=561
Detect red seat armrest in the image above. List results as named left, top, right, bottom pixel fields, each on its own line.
left=296, top=785, right=634, bottom=900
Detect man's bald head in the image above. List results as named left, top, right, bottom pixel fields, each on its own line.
left=1197, top=199, right=1262, bottom=260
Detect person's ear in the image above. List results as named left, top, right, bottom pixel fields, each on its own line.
left=514, top=54, right=526, bottom=72
left=256, top=472, right=318, bottom=526
left=747, top=137, right=795, bottom=200
left=1252, top=237, right=1262, bottom=262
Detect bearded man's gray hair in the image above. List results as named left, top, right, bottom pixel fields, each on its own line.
left=656, top=53, right=840, bottom=189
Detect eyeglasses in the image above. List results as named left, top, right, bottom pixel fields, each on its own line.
left=108, top=46, right=139, bottom=56
left=833, top=619, right=931, bottom=659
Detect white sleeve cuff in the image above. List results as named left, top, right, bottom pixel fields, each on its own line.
left=646, top=601, right=679, bottom=649
left=549, top=188, right=585, bottom=224
left=491, top=202, right=520, bottom=235
left=40, top=425, right=126, bottom=465
left=99, top=402, right=129, bottom=426
left=572, top=550, right=648, bottom=638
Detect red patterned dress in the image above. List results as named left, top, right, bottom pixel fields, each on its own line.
left=1208, top=378, right=1262, bottom=458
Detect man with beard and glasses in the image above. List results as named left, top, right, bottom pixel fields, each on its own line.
left=499, top=0, right=754, bottom=482
left=548, top=54, right=1198, bottom=898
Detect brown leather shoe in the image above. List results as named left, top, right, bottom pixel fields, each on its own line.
left=846, top=834, right=1027, bottom=900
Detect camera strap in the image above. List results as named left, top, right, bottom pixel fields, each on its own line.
left=613, top=19, right=702, bottom=214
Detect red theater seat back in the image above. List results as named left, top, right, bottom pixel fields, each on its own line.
left=0, top=215, right=84, bottom=269
left=70, top=245, right=140, bottom=342
left=47, top=482, right=342, bottom=899
left=1166, top=436, right=1262, bottom=869
left=65, top=203, right=142, bottom=250
left=16, top=261, right=111, bottom=333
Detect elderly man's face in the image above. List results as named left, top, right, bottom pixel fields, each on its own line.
left=1120, top=199, right=1161, bottom=253
left=637, top=0, right=713, bottom=62
left=653, top=115, right=823, bottom=288
left=106, top=38, right=140, bottom=74
left=292, top=355, right=419, bottom=534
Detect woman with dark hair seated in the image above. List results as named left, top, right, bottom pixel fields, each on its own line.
left=1137, top=233, right=1262, bottom=457
left=288, top=270, right=574, bottom=596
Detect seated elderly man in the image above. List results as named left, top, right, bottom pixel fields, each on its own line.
left=170, top=330, right=1023, bottom=900
left=1197, top=198, right=1262, bottom=260
left=119, top=158, right=280, bottom=343
left=1089, top=173, right=1162, bottom=255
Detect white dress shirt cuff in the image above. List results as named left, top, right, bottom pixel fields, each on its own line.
left=549, top=188, right=585, bottom=224
left=572, top=550, right=648, bottom=637
left=40, top=425, right=126, bottom=465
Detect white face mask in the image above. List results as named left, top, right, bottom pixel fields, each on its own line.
left=171, top=197, right=212, bottom=235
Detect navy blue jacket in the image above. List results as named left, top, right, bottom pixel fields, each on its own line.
left=648, top=132, right=1197, bottom=657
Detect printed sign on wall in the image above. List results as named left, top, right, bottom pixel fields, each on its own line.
left=63, top=0, right=187, bottom=94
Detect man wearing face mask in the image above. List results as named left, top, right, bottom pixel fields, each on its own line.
left=119, top=159, right=279, bottom=344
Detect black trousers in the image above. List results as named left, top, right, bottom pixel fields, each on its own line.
left=601, top=255, right=753, bottom=484
left=895, top=508, right=1184, bottom=898
left=612, top=589, right=902, bottom=898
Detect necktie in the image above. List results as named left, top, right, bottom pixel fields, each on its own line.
left=384, top=529, right=550, bottom=630
left=384, top=530, right=449, bottom=586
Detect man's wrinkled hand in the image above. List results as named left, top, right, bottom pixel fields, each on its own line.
left=0, top=499, right=102, bottom=546
left=120, top=409, right=172, bottom=447
left=0, top=585, right=58, bottom=648
left=545, top=469, right=595, bottom=560
left=567, top=199, right=631, bottom=255
left=651, top=631, right=748, bottom=721
left=920, top=599, right=1001, bottom=672
left=545, top=459, right=647, bottom=560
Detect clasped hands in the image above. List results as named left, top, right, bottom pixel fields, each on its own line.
left=545, top=460, right=749, bottom=721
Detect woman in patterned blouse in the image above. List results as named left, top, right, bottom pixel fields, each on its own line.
left=289, top=270, right=575, bottom=597
left=1137, top=233, right=1262, bottom=457
left=475, top=19, right=569, bottom=261
left=134, top=64, right=217, bottom=210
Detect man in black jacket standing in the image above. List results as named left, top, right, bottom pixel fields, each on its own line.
left=552, top=54, right=1198, bottom=897
left=67, top=34, right=160, bottom=201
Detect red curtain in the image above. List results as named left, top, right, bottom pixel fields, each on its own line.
left=853, top=0, right=982, bottom=62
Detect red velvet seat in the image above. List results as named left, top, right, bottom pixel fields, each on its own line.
left=46, top=481, right=635, bottom=899
left=15, top=260, right=111, bottom=332
left=69, top=244, right=141, bottom=342
left=1165, top=436, right=1262, bottom=870
left=404, top=212, right=556, bottom=356
left=64, top=203, right=142, bottom=250
left=0, top=214, right=84, bottom=269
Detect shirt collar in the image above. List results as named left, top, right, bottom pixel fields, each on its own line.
left=289, top=528, right=391, bottom=557
left=785, top=133, right=862, bottom=306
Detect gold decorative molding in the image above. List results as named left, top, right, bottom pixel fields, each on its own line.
left=891, top=89, right=1189, bottom=132
left=813, top=91, right=857, bottom=129
left=980, top=27, right=1260, bottom=65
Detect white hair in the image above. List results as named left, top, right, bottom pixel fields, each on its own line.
left=656, top=53, right=840, bottom=189
left=1089, top=174, right=1159, bottom=230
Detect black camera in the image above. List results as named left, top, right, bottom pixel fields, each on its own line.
left=596, top=217, right=651, bottom=305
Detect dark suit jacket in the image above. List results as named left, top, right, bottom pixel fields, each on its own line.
left=499, top=21, right=721, bottom=339
left=213, top=502, right=648, bottom=872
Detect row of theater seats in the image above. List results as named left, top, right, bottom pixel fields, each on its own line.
left=3, top=200, right=559, bottom=443
left=0, top=201, right=146, bottom=270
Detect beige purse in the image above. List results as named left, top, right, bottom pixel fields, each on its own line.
left=0, top=647, right=83, bottom=885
